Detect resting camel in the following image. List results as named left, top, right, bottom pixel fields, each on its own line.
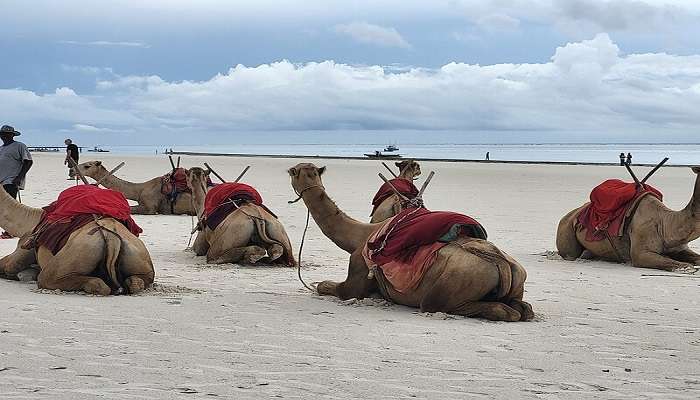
left=77, top=161, right=196, bottom=215
left=556, top=167, right=700, bottom=274
left=186, top=167, right=296, bottom=266
left=288, top=163, right=533, bottom=321
left=0, top=186, right=154, bottom=295
left=370, top=160, right=422, bottom=223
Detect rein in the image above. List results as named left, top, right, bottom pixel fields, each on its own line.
left=288, top=184, right=324, bottom=292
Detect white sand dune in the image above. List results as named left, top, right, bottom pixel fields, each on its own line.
left=1, top=153, right=698, bottom=399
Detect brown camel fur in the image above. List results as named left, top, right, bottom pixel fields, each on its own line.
left=186, top=167, right=296, bottom=266
left=77, top=161, right=196, bottom=215
left=556, top=167, right=700, bottom=274
left=370, top=160, right=422, bottom=223
left=0, top=187, right=155, bottom=294
left=288, top=163, right=533, bottom=321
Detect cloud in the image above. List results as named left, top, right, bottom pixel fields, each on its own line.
left=2, top=35, right=700, bottom=141
left=334, top=22, right=411, bottom=48
left=476, top=13, right=521, bottom=33
left=58, top=40, right=150, bottom=48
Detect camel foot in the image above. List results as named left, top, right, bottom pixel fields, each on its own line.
left=124, top=276, right=146, bottom=294
left=508, top=299, right=535, bottom=321
left=317, top=280, right=339, bottom=296
left=671, top=263, right=698, bottom=274
left=243, top=246, right=267, bottom=264
left=17, top=268, right=39, bottom=282
left=81, top=278, right=112, bottom=296
left=266, top=244, right=284, bottom=263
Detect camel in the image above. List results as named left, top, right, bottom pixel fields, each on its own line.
left=186, top=167, right=296, bottom=266
left=0, top=186, right=154, bottom=295
left=288, top=163, right=533, bottom=321
left=77, top=161, right=196, bottom=215
left=370, top=160, right=422, bottom=223
left=556, top=167, right=700, bottom=274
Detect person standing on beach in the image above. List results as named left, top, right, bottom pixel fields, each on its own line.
left=626, top=152, right=632, bottom=166
left=0, top=125, right=33, bottom=238
left=486, top=152, right=490, bottom=160
left=64, top=138, right=79, bottom=179
left=619, top=153, right=626, bottom=166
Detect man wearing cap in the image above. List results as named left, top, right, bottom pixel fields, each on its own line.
left=64, top=138, right=79, bottom=179
left=0, top=125, right=33, bottom=238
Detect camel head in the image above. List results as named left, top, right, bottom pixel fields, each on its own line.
left=77, top=161, right=107, bottom=179
left=288, top=163, right=326, bottom=196
left=395, top=159, right=421, bottom=180
left=185, top=167, right=210, bottom=192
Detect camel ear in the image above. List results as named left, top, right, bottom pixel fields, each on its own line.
left=95, top=161, right=102, bottom=166
left=318, top=166, right=326, bottom=175
left=692, top=166, right=700, bottom=174
left=288, top=168, right=298, bottom=177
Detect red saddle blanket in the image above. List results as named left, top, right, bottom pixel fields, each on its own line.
left=25, top=185, right=142, bottom=255
left=363, top=207, right=487, bottom=293
left=204, top=182, right=275, bottom=230
left=371, top=178, right=419, bottom=215
left=366, top=207, right=487, bottom=265
left=577, top=179, right=662, bottom=242
left=161, top=168, right=190, bottom=196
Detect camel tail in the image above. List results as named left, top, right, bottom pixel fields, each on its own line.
left=102, top=228, right=123, bottom=293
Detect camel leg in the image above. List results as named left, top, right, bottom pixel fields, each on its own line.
left=38, top=265, right=111, bottom=295
left=450, top=301, right=522, bottom=322
left=130, top=204, right=158, bottom=215
left=318, top=251, right=375, bottom=300
left=192, top=231, right=209, bottom=256
left=1, top=243, right=37, bottom=280
left=631, top=250, right=696, bottom=274
left=665, top=247, right=700, bottom=266
left=207, top=245, right=267, bottom=265
left=117, top=240, right=155, bottom=294
left=263, top=243, right=284, bottom=263
left=556, top=209, right=584, bottom=260
left=503, top=258, right=534, bottom=321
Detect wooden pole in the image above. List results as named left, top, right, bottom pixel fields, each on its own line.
left=378, top=173, right=410, bottom=201
left=67, top=157, right=90, bottom=185
left=624, top=163, right=641, bottom=186
left=95, top=162, right=126, bottom=187
left=176, top=156, right=181, bottom=169
left=204, top=163, right=226, bottom=183
left=234, top=166, right=251, bottom=183
left=417, top=171, right=435, bottom=198
left=381, top=162, right=398, bottom=178
left=168, top=155, right=176, bottom=171
left=641, top=157, right=669, bottom=184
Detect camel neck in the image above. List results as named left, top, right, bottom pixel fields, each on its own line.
left=93, top=169, right=148, bottom=200
left=300, top=186, right=378, bottom=254
left=0, top=186, right=43, bottom=237
left=688, top=173, right=700, bottom=217
left=190, top=180, right=207, bottom=218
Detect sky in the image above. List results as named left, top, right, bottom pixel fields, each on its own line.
left=1, top=0, right=700, bottom=145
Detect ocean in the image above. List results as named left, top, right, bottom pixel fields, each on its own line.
left=95, top=143, right=699, bottom=165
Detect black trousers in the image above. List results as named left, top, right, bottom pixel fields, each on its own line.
left=3, top=184, right=18, bottom=199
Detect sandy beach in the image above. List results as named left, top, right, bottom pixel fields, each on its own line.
left=1, top=152, right=698, bottom=399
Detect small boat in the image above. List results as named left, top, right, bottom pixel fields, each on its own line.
left=364, top=150, right=402, bottom=159
left=383, top=144, right=399, bottom=152
left=87, top=146, right=110, bottom=153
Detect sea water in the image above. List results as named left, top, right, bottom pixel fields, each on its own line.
left=102, top=143, right=699, bottom=165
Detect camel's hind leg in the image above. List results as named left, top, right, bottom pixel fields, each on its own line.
left=556, top=208, right=584, bottom=260
left=208, top=245, right=267, bottom=265
left=37, top=260, right=111, bottom=296
left=116, top=238, right=155, bottom=294
left=501, top=255, right=534, bottom=321
left=451, top=301, right=522, bottom=322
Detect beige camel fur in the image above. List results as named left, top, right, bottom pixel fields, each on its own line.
left=288, top=163, right=533, bottom=321
left=186, top=167, right=296, bottom=266
left=77, top=161, right=196, bottom=215
left=0, top=187, right=155, bottom=294
left=556, top=167, right=700, bottom=274
left=370, top=160, right=422, bottom=223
